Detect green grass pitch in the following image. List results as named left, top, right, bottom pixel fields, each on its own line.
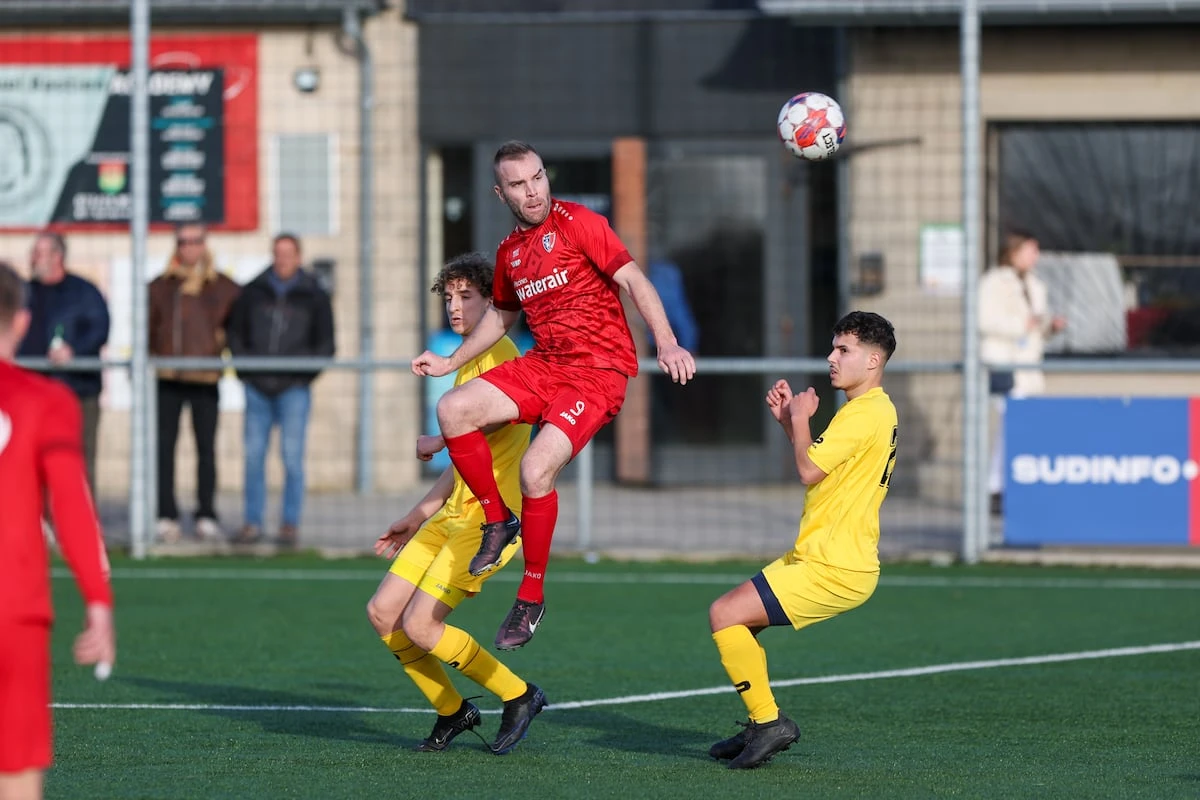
left=46, top=556, right=1200, bottom=799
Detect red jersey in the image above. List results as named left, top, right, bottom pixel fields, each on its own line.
left=493, top=199, right=639, bottom=376
left=0, top=362, right=112, bottom=626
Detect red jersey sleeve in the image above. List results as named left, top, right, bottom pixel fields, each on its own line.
left=40, top=386, right=112, bottom=609
left=573, top=208, right=633, bottom=278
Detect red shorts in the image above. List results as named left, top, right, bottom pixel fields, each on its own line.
left=0, top=622, right=52, bottom=773
left=481, top=355, right=629, bottom=456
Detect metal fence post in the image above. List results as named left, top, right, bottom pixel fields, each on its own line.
left=960, top=0, right=984, bottom=564
left=128, top=0, right=151, bottom=560
left=342, top=7, right=376, bottom=496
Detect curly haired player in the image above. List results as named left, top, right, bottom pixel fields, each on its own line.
left=372, top=253, right=544, bottom=755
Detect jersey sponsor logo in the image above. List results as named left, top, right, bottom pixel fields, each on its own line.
left=542, top=231, right=556, bottom=253
left=0, top=410, right=10, bottom=456
left=1011, top=454, right=1200, bottom=486
left=558, top=400, right=585, bottom=426
left=514, top=267, right=570, bottom=302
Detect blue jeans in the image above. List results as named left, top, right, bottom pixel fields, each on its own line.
left=243, top=384, right=311, bottom=528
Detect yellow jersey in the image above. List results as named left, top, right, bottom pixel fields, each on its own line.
left=792, top=387, right=898, bottom=573
left=441, top=337, right=531, bottom=518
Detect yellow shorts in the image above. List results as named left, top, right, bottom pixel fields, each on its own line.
left=757, top=556, right=879, bottom=631
left=389, top=506, right=521, bottom=606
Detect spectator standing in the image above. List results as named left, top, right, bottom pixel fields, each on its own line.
left=226, top=234, right=334, bottom=549
left=979, top=231, right=1065, bottom=516
left=148, top=223, right=240, bottom=542
left=17, top=232, right=110, bottom=496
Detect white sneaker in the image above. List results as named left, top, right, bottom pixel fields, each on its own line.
left=194, top=517, right=223, bottom=541
left=156, top=518, right=182, bottom=543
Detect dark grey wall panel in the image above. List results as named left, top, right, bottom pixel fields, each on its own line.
left=420, top=23, right=641, bottom=142
left=419, top=19, right=836, bottom=142
left=647, top=21, right=835, bottom=137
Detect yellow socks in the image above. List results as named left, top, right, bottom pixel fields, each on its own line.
left=712, top=626, right=779, bottom=723
left=381, top=630, right=462, bottom=716
left=429, top=624, right=527, bottom=703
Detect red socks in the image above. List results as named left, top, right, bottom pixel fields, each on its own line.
left=444, top=431, right=508, bottom=524
left=516, top=491, right=558, bottom=604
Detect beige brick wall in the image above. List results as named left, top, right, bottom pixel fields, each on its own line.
left=2, top=9, right=422, bottom=501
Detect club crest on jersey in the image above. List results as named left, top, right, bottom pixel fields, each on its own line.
left=542, top=232, right=556, bottom=253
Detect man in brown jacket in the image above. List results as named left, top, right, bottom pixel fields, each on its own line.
left=149, top=223, right=240, bottom=543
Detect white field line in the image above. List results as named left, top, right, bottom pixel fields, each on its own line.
left=49, top=567, right=1200, bottom=591
left=53, top=639, right=1200, bottom=714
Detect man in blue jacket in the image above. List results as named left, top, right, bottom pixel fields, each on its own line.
left=17, top=232, right=110, bottom=496
left=226, top=234, right=335, bottom=548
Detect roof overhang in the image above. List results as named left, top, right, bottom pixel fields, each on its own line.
left=0, top=0, right=388, bottom=26
left=757, top=0, right=1200, bottom=26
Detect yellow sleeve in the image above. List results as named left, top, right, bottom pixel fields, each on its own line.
left=807, top=404, right=869, bottom=475
left=455, top=337, right=521, bottom=386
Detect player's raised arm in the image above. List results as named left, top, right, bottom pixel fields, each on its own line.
left=411, top=305, right=519, bottom=377
left=787, top=387, right=829, bottom=485
left=612, top=262, right=696, bottom=385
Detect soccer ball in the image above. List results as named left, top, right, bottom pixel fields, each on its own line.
left=776, top=92, right=846, bottom=161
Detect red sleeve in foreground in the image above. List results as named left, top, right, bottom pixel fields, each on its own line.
left=492, top=246, right=521, bottom=312
left=41, top=389, right=113, bottom=608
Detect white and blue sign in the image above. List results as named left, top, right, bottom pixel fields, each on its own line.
left=1005, top=397, right=1200, bottom=546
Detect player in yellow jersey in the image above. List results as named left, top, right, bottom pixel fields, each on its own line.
left=707, top=310, right=898, bottom=770
left=366, top=253, right=546, bottom=755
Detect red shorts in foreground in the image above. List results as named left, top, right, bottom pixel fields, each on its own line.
left=0, top=622, right=52, bottom=773
left=480, top=354, right=629, bottom=456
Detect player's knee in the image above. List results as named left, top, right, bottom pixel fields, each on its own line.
left=365, top=595, right=398, bottom=635
left=436, top=388, right=479, bottom=433
left=400, top=608, right=438, bottom=651
left=708, top=597, right=731, bottom=633
left=520, top=456, right=565, bottom=497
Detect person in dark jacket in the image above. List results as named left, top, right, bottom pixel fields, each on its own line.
left=226, top=233, right=335, bottom=548
left=17, top=231, right=110, bottom=497
left=148, top=223, right=241, bottom=544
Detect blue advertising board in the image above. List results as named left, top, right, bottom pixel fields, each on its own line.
left=1004, top=397, right=1200, bottom=546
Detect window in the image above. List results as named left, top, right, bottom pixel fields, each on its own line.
left=272, top=133, right=337, bottom=236
left=995, top=122, right=1200, bottom=354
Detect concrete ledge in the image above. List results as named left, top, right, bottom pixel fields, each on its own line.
left=983, top=547, right=1200, bottom=570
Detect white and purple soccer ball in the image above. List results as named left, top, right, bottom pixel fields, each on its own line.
left=776, top=92, right=846, bottom=161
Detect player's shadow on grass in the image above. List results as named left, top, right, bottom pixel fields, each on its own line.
left=120, top=675, right=424, bottom=750
left=541, top=706, right=718, bottom=762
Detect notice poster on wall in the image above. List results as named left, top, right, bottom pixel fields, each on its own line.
left=0, top=35, right=257, bottom=231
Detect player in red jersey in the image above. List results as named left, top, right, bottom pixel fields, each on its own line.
left=0, top=261, right=115, bottom=800
left=412, top=140, right=697, bottom=650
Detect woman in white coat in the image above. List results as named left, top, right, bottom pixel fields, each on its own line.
left=979, top=232, right=1066, bottom=515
